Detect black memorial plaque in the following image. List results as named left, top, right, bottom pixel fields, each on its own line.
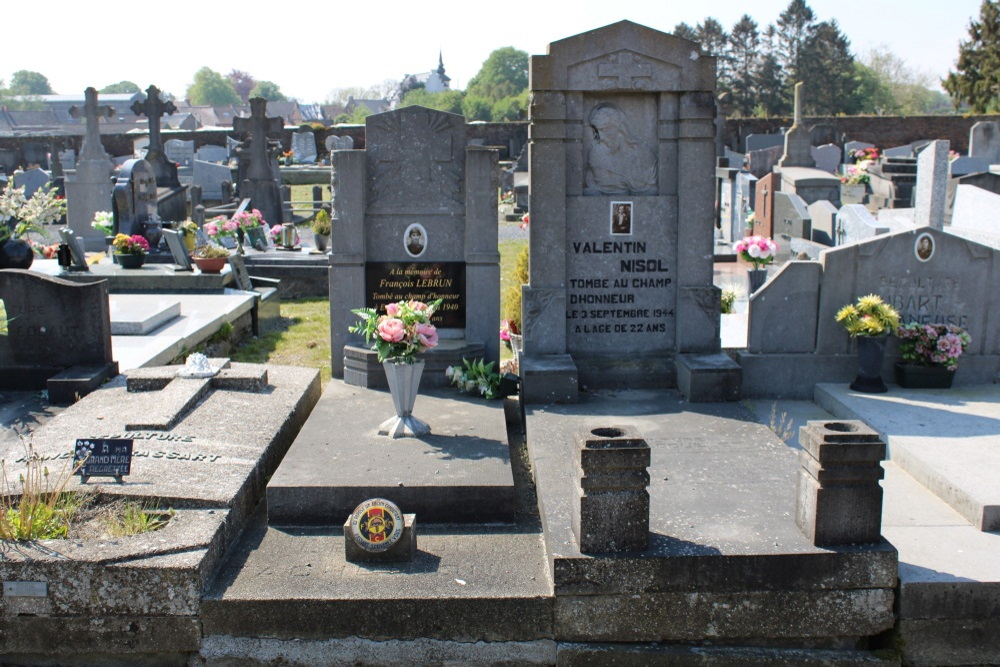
left=365, top=262, right=465, bottom=328
left=74, top=438, right=133, bottom=483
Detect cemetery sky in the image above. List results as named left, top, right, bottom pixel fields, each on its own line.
left=5, top=0, right=980, bottom=105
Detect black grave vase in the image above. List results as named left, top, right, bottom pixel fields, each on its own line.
left=0, top=238, right=35, bottom=270
left=850, top=335, right=889, bottom=393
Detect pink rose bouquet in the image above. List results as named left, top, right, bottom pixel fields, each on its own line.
left=350, top=298, right=444, bottom=363
left=734, top=235, right=778, bottom=270
left=206, top=215, right=238, bottom=239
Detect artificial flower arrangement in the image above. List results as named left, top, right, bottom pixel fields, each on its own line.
left=233, top=208, right=266, bottom=230
left=733, top=235, right=778, bottom=270
left=192, top=243, right=230, bottom=259
left=111, top=233, right=150, bottom=256
left=91, top=211, right=113, bottom=236
left=841, top=164, right=871, bottom=186
left=896, top=323, right=971, bottom=372
left=835, top=294, right=900, bottom=337
left=30, top=240, right=60, bottom=259
left=446, top=358, right=503, bottom=400
left=500, top=319, right=517, bottom=349
left=0, top=180, right=65, bottom=241
left=851, top=147, right=880, bottom=163
left=204, top=215, right=238, bottom=240
left=349, top=298, right=442, bottom=363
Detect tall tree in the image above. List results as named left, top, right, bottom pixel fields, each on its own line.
left=186, top=67, right=241, bottom=106
left=799, top=19, right=856, bottom=114
left=100, top=80, right=140, bottom=94
left=9, top=70, right=53, bottom=95
left=673, top=22, right=699, bottom=43
left=250, top=80, right=286, bottom=102
left=863, top=47, right=944, bottom=115
left=466, top=47, right=529, bottom=101
left=697, top=18, right=732, bottom=90
left=728, top=14, right=760, bottom=116
left=754, top=25, right=788, bottom=116
left=227, top=70, right=256, bottom=104
left=775, top=0, right=816, bottom=90
left=944, top=0, right=1000, bottom=112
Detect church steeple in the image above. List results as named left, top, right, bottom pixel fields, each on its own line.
left=437, top=50, right=445, bottom=75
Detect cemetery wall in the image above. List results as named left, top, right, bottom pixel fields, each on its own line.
left=725, top=115, right=993, bottom=154
left=0, top=124, right=526, bottom=165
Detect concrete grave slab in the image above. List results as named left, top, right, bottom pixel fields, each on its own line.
left=951, top=183, right=1000, bottom=238
left=267, top=381, right=514, bottom=525
left=109, top=296, right=181, bottom=335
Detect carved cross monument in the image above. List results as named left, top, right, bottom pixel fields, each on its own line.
left=131, top=85, right=180, bottom=187
left=65, top=87, right=116, bottom=249
left=232, top=97, right=285, bottom=225
left=69, top=87, right=113, bottom=163
left=778, top=82, right=815, bottom=169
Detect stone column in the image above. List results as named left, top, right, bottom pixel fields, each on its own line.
left=465, top=147, right=501, bottom=366
left=795, top=420, right=886, bottom=546
left=573, top=425, right=651, bottom=553
left=329, top=150, right=367, bottom=379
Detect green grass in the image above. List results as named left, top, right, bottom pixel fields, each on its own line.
left=289, top=184, right=330, bottom=221
left=230, top=298, right=332, bottom=386
left=500, top=238, right=528, bottom=309
left=104, top=501, right=173, bottom=537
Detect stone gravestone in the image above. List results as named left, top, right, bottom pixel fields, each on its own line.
left=0, top=270, right=118, bottom=403
left=969, top=120, right=1000, bottom=165
left=112, top=158, right=157, bottom=237
left=808, top=200, right=838, bottom=246
left=195, top=144, right=228, bottom=163
left=741, top=227, right=1000, bottom=397
left=164, top=139, right=195, bottom=167
left=329, top=105, right=500, bottom=387
left=521, top=21, right=738, bottom=403
left=13, top=167, right=51, bottom=199
left=915, top=140, right=949, bottom=230
left=950, top=156, right=988, bottom=177
left=325, top=135, right=354, bottom=152
left=779, top=83, right=816, bottom=169
left=65, top=87, right=115, bottom=251
left=193, top=160, right=232, bottom=201
left=836, top=204, right=889, bottom=246
left=951, top=184, right=1000, bottom=238
left=291, top=127, right=317, bottom=164
left=745, top=133, right=784, bottom=153
left=811, top=144, right=841, bottom=174
left=843, top=141, right=875, bottom=164
left=772, top=192, right=812, bottom=260
left=232, top=97, right=284, bottom=227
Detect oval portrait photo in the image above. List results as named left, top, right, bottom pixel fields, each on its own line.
left=404, top=223, right=427, bottom=258
left=915, top=232, right=934, bottom=262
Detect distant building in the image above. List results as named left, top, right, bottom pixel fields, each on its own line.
left=416, top=51, right=452, bottom=93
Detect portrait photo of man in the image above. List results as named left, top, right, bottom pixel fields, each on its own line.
left=611, top=201, right=633, bottom=235
left=405, top=223, right=427, bottom=257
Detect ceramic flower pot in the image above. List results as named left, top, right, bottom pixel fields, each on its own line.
left=379, top=359, right=430, bottom=438
left=850, top=335, right=888, bottom=393
left=894, top=362, right=955, bottom=389
left=193, top=256, right=227, bottom=274
left=0, top=238, right=34, bottom=269
left=313, top=232, right=329, bottom=252
left=115, top=252, right=145, bottom=269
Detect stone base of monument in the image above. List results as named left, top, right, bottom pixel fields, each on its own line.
left=343, top=514, right=417, bottom=563
left=156, top=185, right=188, bottom=223
left=520, top=354, right=579, bottom=404
left=343, top=339, right=485, bottom=389
left=675, top=353, right=742, bottom=402
left=266, top=381, right=514, bottom=525
left=0, top=360, right=321, bottom=661
left=47, top=361, right=121, bottom=404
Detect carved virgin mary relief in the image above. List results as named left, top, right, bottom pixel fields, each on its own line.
left=583, top=102, right=657, bottom=196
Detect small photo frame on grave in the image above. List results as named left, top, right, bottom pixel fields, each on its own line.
left=219, top=235, right=238, bottom=250
left=404, top=223, right=427, bottom=258
left=58, top=227, right=90, bottom=271
left=162, top=229, right=192, bottom=271
left=610, top=201, right=633, bottom=236
left=915, top=232, right=934, bottom=262
left=227, top=253, right=254, bottom=291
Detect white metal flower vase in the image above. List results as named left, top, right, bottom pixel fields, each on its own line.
left=379, top=359, right=430, bottom=438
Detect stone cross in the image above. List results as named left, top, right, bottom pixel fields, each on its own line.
left=125, top=358, right=267, bottom=431
left=69, top=87, right=113, bottom=163
left=131, top=85, right=176, bottom=156
left=131, top=85, right=180, bottom=188
left=778, top=81, right=815, bottom=169
left=233, top=98, right=284, bottom=181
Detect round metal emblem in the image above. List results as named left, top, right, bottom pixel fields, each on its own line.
left=349, top=498, right=404, bottom=552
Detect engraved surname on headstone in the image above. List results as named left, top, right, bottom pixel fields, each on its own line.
left=365, top=262, right=466, bottom=328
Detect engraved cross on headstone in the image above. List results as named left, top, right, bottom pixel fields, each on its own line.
left=233, top=98, right=284, bottom=181
left=598, top=52, right=652, bottom=89
left=124, top=358, right=268, bottom=431
left=69, top=87, right=114, bottom=162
